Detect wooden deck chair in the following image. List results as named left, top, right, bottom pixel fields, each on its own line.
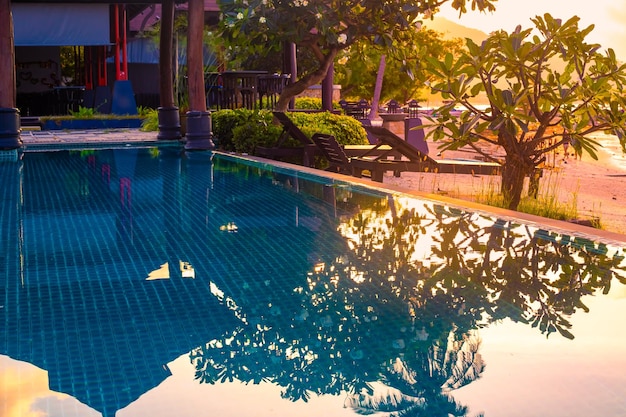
left=272, top=111, right=313, bottom=147
left=310, top=133, right=354, bottom=175
left=256, top=111, right=391, bottom=167
left=311, top=133, right=434, bottom=182
left=364, top=124, right=501, bottom=175
left=254, top=111, right=319, bottom=167
left=362, top=125, right=438, bottom=166
left=274, top=111, right=403, bottom=158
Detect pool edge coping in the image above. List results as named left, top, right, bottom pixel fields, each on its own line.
left=219, top=151, right=626, bottom=247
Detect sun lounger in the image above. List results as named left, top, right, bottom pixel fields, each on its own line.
left=254, top=111, right=320, bottom=167
left=256, top=111, right=399, bottom=167
left=311, top=133, right=437, bottom=182
left=362, top=125, right=435, bottom=163
left=363, top=125, right=500, bottom=175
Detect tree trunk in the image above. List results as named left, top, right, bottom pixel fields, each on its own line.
left=500, top=153, right=531, bottom=210
left=275, top=48, right=338, bottom=112
left=0, top=0, right=16, bottom=108
left=187, top=0, right=206, bottom=112
left=527, top=168, right=542, bottom=199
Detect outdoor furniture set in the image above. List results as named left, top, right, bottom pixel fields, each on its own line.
left=255, top=111, right=502, bottom=181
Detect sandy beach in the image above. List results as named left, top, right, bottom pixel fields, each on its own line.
left=382, top=133, right=626, bottom=236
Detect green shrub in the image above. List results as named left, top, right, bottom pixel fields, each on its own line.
left=213, top=109, right=368, bottom=151
left=294, top=97, right=342, bottom=110
left=69, top=106, right=97, bottom=118
left=285, top=111, right=368, bottom=145
left=140, top=108, right=158, bottom=132
left=294, top=97, right=323, bottom=110
left=212, top=109, right=271, bottom=150
left=137, top=106, right=154, bottom=117
left=231, top=120, right=283, bottom=154
left=142, top=107, right=368, bottom=152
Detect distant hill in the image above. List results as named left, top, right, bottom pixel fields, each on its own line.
left=419, top=15, right=622, bottom=109
left=423, top=16, right=488, bottom=44
left=423, top=16, right=566, bottom=81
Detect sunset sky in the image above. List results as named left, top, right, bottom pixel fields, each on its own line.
left=438, top=0, right=626, bottom=60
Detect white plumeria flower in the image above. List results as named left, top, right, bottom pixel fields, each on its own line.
left=337, top=33, right=347, bottom=44
left=237, top=12, right=244, bottom=19
left=259, top=16, right=266, bottom=24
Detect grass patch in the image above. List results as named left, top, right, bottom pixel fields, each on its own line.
left=474, top=168, right=583, bottom=223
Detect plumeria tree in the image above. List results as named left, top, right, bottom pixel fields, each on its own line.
left=217, top=0, right=497, bottom=111
left=335, top=27, right=465, bottom=103
left=422, top=14, right=626, bottom=210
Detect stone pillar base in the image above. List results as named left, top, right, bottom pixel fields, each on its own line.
left=380, top=113, right=406, bottom=138
left=0, top=108, right=22, bottom=150
left=184, top=111, right=214, bottom=150
left=157, top=106, right=182, bottom=141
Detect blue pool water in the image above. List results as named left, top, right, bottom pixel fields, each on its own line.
left=1, top=144, right=626, bottom=417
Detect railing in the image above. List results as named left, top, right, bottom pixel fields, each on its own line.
left=339, top=98, right=370, bottom=119
left=257, top=74, right=290, bottom=109
left=17, top=86, right=85, bottom=116
left=206, top=71, right=291, bottom=111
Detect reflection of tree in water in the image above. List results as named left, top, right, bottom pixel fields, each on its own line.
left=423, top=203, right=626, bottom=339
left=190, top=188, right=625, bottom=415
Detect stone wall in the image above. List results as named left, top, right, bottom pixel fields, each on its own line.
left=297, top=84, right=342, bottom=103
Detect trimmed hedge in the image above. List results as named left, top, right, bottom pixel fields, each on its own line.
left=212, top=109, right=368, bottom=153
left=142, top=108, right=369, bottom=154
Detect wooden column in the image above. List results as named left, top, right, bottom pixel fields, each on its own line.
left=184, top=0, right=213, bottom=149
left=0, top=0, right=21, bottom=149
left=159, top=0, right=175, bottom=109
left=187, top=0, right=206, bottom=112
left=157, top=0, right=181, bottom=140
left=321, top=62, right=334, bottom=112
left=0, top=0, right=16, bottom=108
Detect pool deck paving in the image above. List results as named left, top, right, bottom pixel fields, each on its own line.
left=20, top=127, right=159, bottom=147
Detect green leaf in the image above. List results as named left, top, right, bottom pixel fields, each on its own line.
left=445, top=53, right=453, bottom=70
left=514, top=118, right=529, bottom=133
left=501, top=89, right=514, bottom=106
left=470, top=82, right=484, bottom=96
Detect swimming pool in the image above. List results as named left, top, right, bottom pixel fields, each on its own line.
left=1, top=144, right=625, bottom=417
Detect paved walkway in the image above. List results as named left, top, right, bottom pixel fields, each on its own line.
left=20, top=128, right=160, bottom=147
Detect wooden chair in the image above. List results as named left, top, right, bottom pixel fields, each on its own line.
left=259, top=112, right=399, bottom=165
left=362, top=125, right=437, bottom=165
left=254, top=111, right=320, bottom=167
left=364, top=125, right=501, bottom=175
left=256, top=113, right=438, bottom=181
left=311, top=133, right=437, bottom=182
left=255, top=111, right=392, bottom=167
left=310, top=133, right=354, bottom=175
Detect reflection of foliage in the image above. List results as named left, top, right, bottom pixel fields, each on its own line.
left=425, top=204, right=626, bottom=339
left=190, top=181, right=625, bottom=412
